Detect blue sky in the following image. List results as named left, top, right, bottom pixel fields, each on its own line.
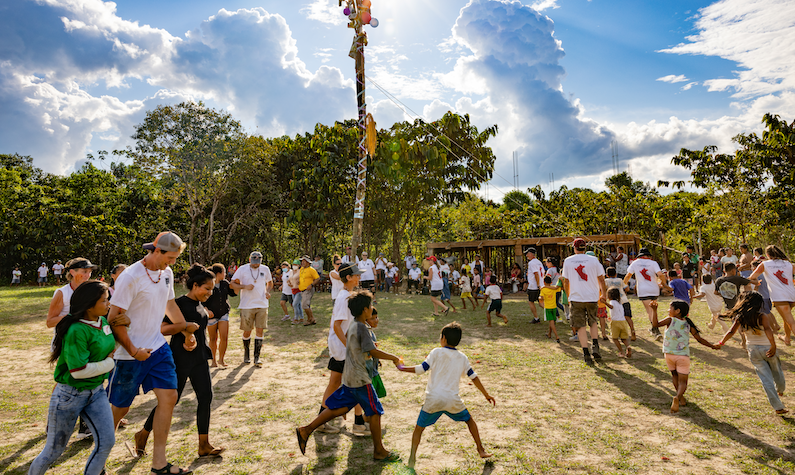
left=2, top=0, right=794, bottom=200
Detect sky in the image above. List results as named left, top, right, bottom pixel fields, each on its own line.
left=2, top=0, right=795, bottom=202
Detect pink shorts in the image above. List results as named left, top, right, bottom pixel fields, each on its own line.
left=664, top=354, right=690, bottom=374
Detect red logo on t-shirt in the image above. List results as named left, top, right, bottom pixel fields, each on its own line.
left=640, top=268, right=652, bottom=281
left=774, top=270, right=789, bottom=285
left=575, top=264, right=588, bottom=281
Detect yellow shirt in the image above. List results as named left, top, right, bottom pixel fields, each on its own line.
left=299, top=266, right=320, bottom=291
left=539, top=286, right=560, bottom=309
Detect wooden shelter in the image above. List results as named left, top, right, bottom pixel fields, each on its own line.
left=427, top=234, right=642, bottom=282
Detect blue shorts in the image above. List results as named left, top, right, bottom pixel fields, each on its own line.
left=324, top=384, right=384, bottom=417
left=417, top=409, right=471, bottom=427
left=107, top=344, right=178, bottom=408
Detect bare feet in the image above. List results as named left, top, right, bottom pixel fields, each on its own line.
left=219, top=360, right=227, bottom=368
left=679, top=395, right=687, bottom=406
left=631, top=332, right=637, bottom=341
left=779, top=335, right=791, bottom=346
left=617, top=352, right=626, bottom=358
left=626, top=347, right=632, bottom=358
left=210, top=362, right=218, bottom=368
left=502, top=315, right=508, bottom=324
left=671, top=397, right=680, bottom=414
left=478, top=448, right=492, bottom=459
left=486, top=323, right=492, bottom=327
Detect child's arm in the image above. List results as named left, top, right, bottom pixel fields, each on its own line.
left=472, top=376, right=496, bottom=406
left=649, top=301, right=669, bottom=328
left=717, top=319, right=741, bottom=347
left=600, top=297, right=613, bottom=309
left=691, top=326, right=721, bottom=349
left=694, top=290, right=705, bottom=299
left=369, top=348, right=402, bottom=367
left=762, top=314, right=777, bottom=357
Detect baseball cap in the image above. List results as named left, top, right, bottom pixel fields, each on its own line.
left=637, top=248, right=652, bottom=258
left=585, top=251, right=596, bottom=257
left=525, top=247, right=537, bottom=254
left=428, top=256, right=438, bottom=262
left=292, top=259, right=300, bottom=265
left=67, top=258, right=98, bottom=270
left=339, top=262, right=364, bottom=278
left=249, top=251, right=263, bottom=264
left=572, top=238, right=586, bottom=249
left=143, top=232, right=186, bottom=253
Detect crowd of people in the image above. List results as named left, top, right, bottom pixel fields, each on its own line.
left=20, top=231, right=795, bottom=473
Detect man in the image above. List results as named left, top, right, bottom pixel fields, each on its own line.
left=298, top=255, right=321, bottom=326
left=341, top=247, right=357, bottom=265
left=404, top=249, right=417, bottom=274
left=525, top=248, right=544, bottom=323
left=738, top=244, right=754, bottom=278
left=37, top=262, right=48, bottom=287
left=358, top=251, right=376, bottom=293
left=561, top=238, right=607, bottom=366
left=408, top=262, right=422, bottom=294
left=52, top=259, right=64, bottom=285
left=231, top=251, right=273, bottom=366
left=623, top=248, right=670, bottom=341
left=107, top=231, right=197, bottom=475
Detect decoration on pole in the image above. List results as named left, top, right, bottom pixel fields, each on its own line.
left=339, top=0, right=378, bottom=253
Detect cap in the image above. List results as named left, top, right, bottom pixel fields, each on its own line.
left=143, top=232, right=186, bottom=253
left=428, top=256, right=438, bottom=262
left=248, top=251, right=263, bottom=264
left=412, top=261, right=418, bottom=266
left=387, top=262, right=393, bottom=267
left=572, top=238, right=586, bottom=248
left=637, top=248, right=652, bottom=258
left=292, top=259, right=300, bottom=265
left=339, top=262, right=364, bottom=278
left=300, top=255, right=312, bottom=262
left=67, top=258, right=98, bottom=270
left=585, top=251, right=596, bottom=257
left=281, top=261, right=290, bottom=267
left=525, top=247, right=537, bottom=255
left=379, top=252, right=384, bottom=256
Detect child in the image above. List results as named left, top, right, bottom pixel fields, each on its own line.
left=597, top=294, right=610, bottom=341
left=472, top=268, right=486, bottom=309
left=539, top=276, right=561, bottom=342
left=716, top=292, right=788, bottom=414
left=484, top=276, right=507, bottom=326
left=399, top=322, right=496, bottom=469
left=11, top=266, right=21, bottom=285
left=459, top=272, right=475, bottom=310
left=602, top=288, right=631, bottom=357
left=651, top=300, right=721, bottom=413
left=296, top=291, right=402, bottom=462
left=668, top=269, right=695, bottom=303
left=605, top=267, right=636, bottom=341
left=698, top=274, right=728, bottom=332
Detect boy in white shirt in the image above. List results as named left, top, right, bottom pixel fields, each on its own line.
left=602, top=288, right=631, bottom=357
left=399, top=322, right=496, bottom=469
left=484, top=276, right=508, bottom=326
left=605, top=267, right=636, bottom=341
left=697, top=274, right=730, bottom=332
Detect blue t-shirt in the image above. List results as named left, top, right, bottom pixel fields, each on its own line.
left=670, top=278, right=692, bottom=301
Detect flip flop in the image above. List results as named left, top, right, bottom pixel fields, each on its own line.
left=198, top=447, right=225, bottom=458
left=150, top=462, right=192, bottom=474
left=296, top=428, right=308, bottom=455
left=374, top=451, right=401, bottom=463
left=125, top=440, right=146, bottom=458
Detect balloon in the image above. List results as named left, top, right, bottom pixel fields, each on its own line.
left=370, top=17, right=379, bottom=27
left=361, top=11, right=371, bottom=24
left=343, top=7, right=350, bottom=15
left=362, top=0, right=371, bottom=6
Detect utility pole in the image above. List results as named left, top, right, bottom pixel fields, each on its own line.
left=340, top=0, right=378, bottom=253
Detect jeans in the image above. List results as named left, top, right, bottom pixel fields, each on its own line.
left=29, top=383, right=115, bottom=475
left=292, top=292, right=303, bottom=321
left=442, top=276, right=451, bottom=300
left=748, top=344, right=786, bottom=411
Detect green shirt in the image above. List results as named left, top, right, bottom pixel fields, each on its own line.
left=54, top=317, right=116, bottom=391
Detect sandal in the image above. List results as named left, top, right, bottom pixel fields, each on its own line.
left=198, top=447, right=225, bottom=458
left=374, top=451, right=401, bottom=463
left=296, top=428, right=308, bottom=455
left=150, top=462, right=192, bottom=474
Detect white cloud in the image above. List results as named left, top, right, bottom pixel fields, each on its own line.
left=529, top=0, right=560, bottom=12
left=657, top=74, right=689, bottom=83
left=659, top=0, right=795, bottom=98
left=301, top=0, right=347, bottom=26
left=681, top=81, right=698, bottom=91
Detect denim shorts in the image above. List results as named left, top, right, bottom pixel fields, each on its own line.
left=107, top=344, right=177, bottom=408
left=416, top=409, right=471, bottom=427
left=208, top=313, right=229, bottom=326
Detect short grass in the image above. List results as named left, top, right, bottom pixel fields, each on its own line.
left=2, top=284, right=795, bottom=474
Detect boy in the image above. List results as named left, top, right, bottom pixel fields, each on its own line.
left=399, top=322, right=495, bottom=469
left=539, top=276, right=561, bottom=342
left=697, top=274, right=727, bottom=332
left=484, top=276, right=507, bottom=326
left=11, top=266, right=21, bottom=285
left=605, top=267, right=635, bottom=341
left=602, top=288, right=631, bottom=357
left=459, top=271, right=475, bottom=310
left=668, top=269, right=695, bottom=303
left=296, top=291, right=401, bottom=462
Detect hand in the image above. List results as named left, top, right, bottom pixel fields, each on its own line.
left=265, top=292, right=271, bottom=299
left=106, top=349, right=116, bottom=359
left=767, top=346, right=777, bottom=358
left=246, top=284, right=255, bottom=291
left=133, top=348, right=152, bottom=361
left=393, top=357, right=404, bottom=368
left=485, top=394, right=496, bottom=406
left=713, top=343, right=723, bottom=350
left=108, top=312, right=131, bottom=327
left=183, top=334, right=197, bottom=352
left=207, top=309, right=214, bottom=319
left=649, top=300, right=658, bottom=310
left=185, top=322, right=200, bottom=333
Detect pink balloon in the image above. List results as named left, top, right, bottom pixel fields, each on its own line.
left=361, top=11, right=371, bottom=24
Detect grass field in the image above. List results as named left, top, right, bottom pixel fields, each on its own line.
left=1, top=285, right=795, bottom=474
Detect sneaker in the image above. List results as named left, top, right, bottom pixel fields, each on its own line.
left=569, top=334, right=579, bottom=341
left=531, top=318, right=541, bottom=324
left=655, top=334, right=664, bottom=342
left=592, top=350, right=602, bottom=361
left=317, top=422, right=341, bottom=434
left=281, top=315, right=291, bottom=321
left=352, top=422, right=371, bottom=437
left=583, top=354, right=595, bottom=367
left=76, top=420, right=92, bottom=440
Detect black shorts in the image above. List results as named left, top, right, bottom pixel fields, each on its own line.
left=328, top=357, right=345, bottom=374
left=527, top=289, right=540, bottom=302
left=361, top=280, right=375, bottom=289
left=639, top=295, right=658, bottom=301
left=622, top=302, right=633, bottom=318
left=430, top=290, right=442, bottom=297
left=488, top=299, right=503, bottom=313
left=280, top=293, right=293, bottom=303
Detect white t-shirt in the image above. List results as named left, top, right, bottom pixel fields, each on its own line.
left=54, top=283, right=75, bottom=318
left=485, top=284, right=502, bottom=300
left=459, top=275, right=472, bottom=293
left=328, top=288, right=354, bottom=361
left=526, top=258, right=544, bottom=290
left=232, top=263, right=272, bottom=309
left=626, top=258, right=662, bottom=298
left=440, top=263, right=451, bottom=277
left=404, top=255, right=417, bottom=269
left=387, top=267, right=398, bottom=279
left=562, top=253, right=605, bottom=302
left=12, top=270, right=21, bottom=279
left=700, top=282, right=725, bottom=312
left=341, top=255, right=357, bottom=264
left=409, top=268, right=422, bottom=279
left=375, top=258, right=387, bottom=271
left=52, top=263, right=64, bottom=275
left=281, top=269, right=292, bottom=296
left=605, top=277, right=629, bottom=304
left=111, top=260, right=175, bottom=360
left=762, top=259, right=795, bottom=302
left=451, top=270, right=460, bottom=281
left=615, top=253, right=629, bottom=275
left=721, top=255, right=739, bottom=267
left=359, top=259, right=375, bottom=281
left=608, top=300, right=625, bottom=321
left=330, top=270, right=344, bottom=300
left=414, top=346, right=478, bottom=414
left=429, top=264, right=443, bottom=291
left=38, top=266, right=48, bottom=277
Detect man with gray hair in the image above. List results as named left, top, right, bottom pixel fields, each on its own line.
left=231, top=251, right=273, bottom=366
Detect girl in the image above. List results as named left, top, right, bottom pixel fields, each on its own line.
left=279, top=261, right=293, bottom=321
left=206, top=263, right=235, bottom=368
left=29, top=281, right=119, bottom=475
left=133, top=264, right=224, bottom=459
left=651, top=300, right=720, bottom=413
left=748, top=245, right=795, bottom=346
left=472, top=268, right=486, bottom=309
left=424, top=256, right=449, bottom=316
left=717, top=292, right=788, bottom=414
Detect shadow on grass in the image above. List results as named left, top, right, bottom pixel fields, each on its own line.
left=0, top=432, right=45, bottom=474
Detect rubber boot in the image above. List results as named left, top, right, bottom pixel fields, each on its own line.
left=253, top=339, right=263, bottom=367
left=243, top=338, right=251, bottom=364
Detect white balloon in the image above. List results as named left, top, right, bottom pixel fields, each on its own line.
left=370, top=17, right=379, bottom=27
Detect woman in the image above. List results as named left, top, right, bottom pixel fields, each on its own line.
left=749, top=245, right=795, bottom=346
left=108, top=264, right=127, bottom=298
left=375, top=252, right=388, bottom=291
left=206, top=263, right=235, bottom=368
left=509, top=263, right=522, bottom=293
left=133, top=264, right=223, bottom=459
left=460, top=258, right=472, bottom=279
left=329, top=255, right=343, bottom=302
left=29, top=281, right=123, bottom=475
